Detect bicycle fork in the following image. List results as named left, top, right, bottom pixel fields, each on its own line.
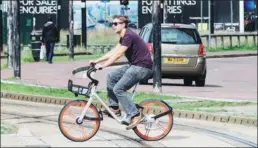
left=77, top=87, right=96, bottom=123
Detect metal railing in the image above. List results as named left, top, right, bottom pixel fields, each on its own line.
left=1, top=33, right=257, bottom=59
left=200, top=32, right=258, bottom=49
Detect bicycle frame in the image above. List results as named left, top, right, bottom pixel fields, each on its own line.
left=77, top=83, right=138, bottom=124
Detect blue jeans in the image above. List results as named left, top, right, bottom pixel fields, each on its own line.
left=107, top=64, right=152, bottom=119
left=45, top=41, right=55, bottom=62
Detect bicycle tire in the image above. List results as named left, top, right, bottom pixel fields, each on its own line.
left=58, top=100, right=100, bottom=142
left=133, top=99, right=173, bottom=141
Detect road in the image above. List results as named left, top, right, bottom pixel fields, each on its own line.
left=1, top=56, right=257, bottom=101
left=92, top=56, right=258, bottom=101
left=1, top=99, right=257, bottom=147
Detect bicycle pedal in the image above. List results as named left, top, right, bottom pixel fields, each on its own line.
left=98, top=110, right=103, bottom=120
left=107, top=114, right=114, bottom=119
left=121, top=121, right=129, bottom=126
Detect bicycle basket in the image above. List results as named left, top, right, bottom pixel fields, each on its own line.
left=68, top=79, right=91, bottom=96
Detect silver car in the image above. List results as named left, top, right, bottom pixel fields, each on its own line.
left=139, top=23, right=207, bottom=87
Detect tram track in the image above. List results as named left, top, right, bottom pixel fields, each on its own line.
left=175, top=124, right=257, bottom=147
left=1, top=99, right=257, bottom=147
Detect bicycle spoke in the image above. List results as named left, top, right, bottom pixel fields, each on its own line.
left=144, top=123, right=152, bottom=137
left=156, top=122, right=166, bottom=133
left=80, top=125, right=87, bottom=138
left=67, top=122, right=77, bottom=133
left=65, top=111, right=76, bottom=119
left=145, top=128, right=150, bottom=138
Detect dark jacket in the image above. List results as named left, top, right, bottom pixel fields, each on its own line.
left=42, top=21, right=58, bottom=42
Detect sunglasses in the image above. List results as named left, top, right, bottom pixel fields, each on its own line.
left=112, top=22, right=124, bottom=26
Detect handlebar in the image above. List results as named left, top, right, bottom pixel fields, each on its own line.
left=72, top=63, right=100, bottom=86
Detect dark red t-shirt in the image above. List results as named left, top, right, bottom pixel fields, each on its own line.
left=119, top=29, right=153, bottom=69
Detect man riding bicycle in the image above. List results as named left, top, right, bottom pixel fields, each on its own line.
left=89, top=15, right=153, bottom=129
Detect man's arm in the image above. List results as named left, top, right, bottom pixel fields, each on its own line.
left=99, top=34, right=132, bottom=68
left=102, top=44, right=128, bottom=68
left=94, top=43, right=121, bottom=63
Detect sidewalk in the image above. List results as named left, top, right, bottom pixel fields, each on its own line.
left=1, top=50, right=257, bottom=79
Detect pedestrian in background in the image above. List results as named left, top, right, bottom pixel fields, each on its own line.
left=42, top=16, right=58, bottom=64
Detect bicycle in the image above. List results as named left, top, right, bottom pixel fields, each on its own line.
left=58, top=64, right=174, bottom=142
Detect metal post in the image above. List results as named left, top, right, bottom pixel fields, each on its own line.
left=160, top=0, right=164, bottom=23
left=81, top=1, right=86, bottom=48
left=208, top=0, right=211, bottom=49
left=56, top=0, right=61, bottom=43
left=210, top=0, right=214, bottom=34
left=0, top=0, right=3, bottom=52
left=163, top=0, right=167, bottom=23
left=239, top=0, right=244, bottom=32
left=13, top=0, right=20, bottom=78
left=33, top=0, right=35, bottom=30
left=201, top=0, right=203, bottom=30
left=69, top=0, right=74, bottom=60
left=255, top=1, right=257, bottom=31
left=152, top=0, right=162, bottom=93
left=7, top=0, right=13, bottom=68
left=230, top=0, right=233, bottom=29
left=104, top=1, right=106, bottom=26
left=124, top=5, right=127, bottom=15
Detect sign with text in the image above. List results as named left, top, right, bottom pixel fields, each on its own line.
left=138, top=0, right=240, bottom=29
left=138, top=0, right=206, bottom=28
left=20, top=0, right=57, bottom=14
left=141, top=0, right=197, bottom=14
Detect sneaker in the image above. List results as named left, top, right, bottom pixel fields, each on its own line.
left=126, top=111, right=145, bottom=130
left=121, top=115, right=130, bottom=126
left=102, top=107, right=121, bottom=118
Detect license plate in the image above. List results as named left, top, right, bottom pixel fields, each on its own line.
left=164, top=57, right=187, bottom=64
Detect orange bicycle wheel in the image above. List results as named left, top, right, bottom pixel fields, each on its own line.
left=133, top=99, right=173, bottom=141
left=58, top=100, right=100, bottom=142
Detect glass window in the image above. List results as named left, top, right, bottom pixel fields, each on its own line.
left=150, top=28, right=201, bottom=44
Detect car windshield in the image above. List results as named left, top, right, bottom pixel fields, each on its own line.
left=150, top=28, right=201, bottom=44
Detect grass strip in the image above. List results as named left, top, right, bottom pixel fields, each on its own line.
left=1, top=123, right=18, bottom=135
left=1, top=82, right=256, bottom=111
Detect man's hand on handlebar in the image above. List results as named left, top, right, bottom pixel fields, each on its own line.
left=89, top=60, right=103, bottom=70
left=95, top=63, right=103, bottom=70
left=89, top=60, right=97, bottom=65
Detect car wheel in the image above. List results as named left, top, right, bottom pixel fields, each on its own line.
left=195, top=78, right=205, bottom=87
left=195, top=71, right=206, bottom=87
left=184, top=78, right=193, bottom=86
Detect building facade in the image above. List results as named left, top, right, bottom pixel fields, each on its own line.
left=1, top=0, right=257, bottom=45
left=138, top=0, right=257, bottom=32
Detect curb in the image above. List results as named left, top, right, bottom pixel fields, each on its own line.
left=1, top=91, right=257, bottom=127
left=1, top=51, right=257, bottom=60
left=205, top=53, right=257, bottom=59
